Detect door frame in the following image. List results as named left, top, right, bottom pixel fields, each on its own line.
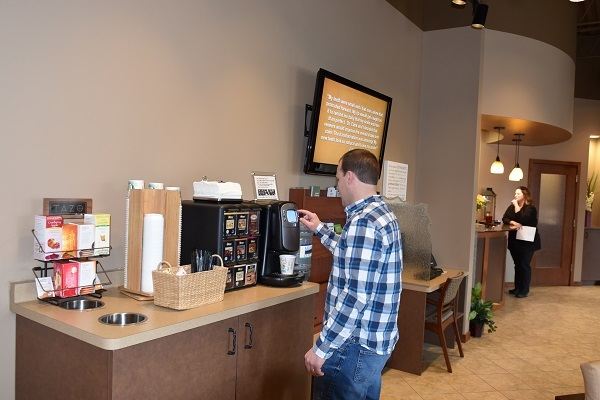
left=528, top=158, right=580, bottom=286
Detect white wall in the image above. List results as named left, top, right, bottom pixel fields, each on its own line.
left=480, top=30, right=575, bottom=134
left=0, top=1, right=423, bottom=397
left=416, top=27, right=484, bottom=329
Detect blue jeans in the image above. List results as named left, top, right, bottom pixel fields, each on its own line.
left=312, top=338, right=390, bottom=400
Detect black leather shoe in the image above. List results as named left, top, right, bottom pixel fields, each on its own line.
left=516, top=293, right=528, bottom=298
left=508, top=289, right=518, bottom=295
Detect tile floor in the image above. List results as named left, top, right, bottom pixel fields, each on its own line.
left=381, top=285, right=600, bottom=400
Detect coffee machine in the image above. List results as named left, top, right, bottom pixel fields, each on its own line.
left=257, top=200, right=304, bottom=287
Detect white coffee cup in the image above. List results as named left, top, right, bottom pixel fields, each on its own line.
left=279, top=254, right=296, bottom=275
left=128, top=180, right=144, bottom=190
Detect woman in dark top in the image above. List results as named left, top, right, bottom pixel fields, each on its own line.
left=502, top=186, right=541, bottom=298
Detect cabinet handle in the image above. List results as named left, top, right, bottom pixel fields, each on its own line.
left=227, top=328, right=237, bottom=355
left=244, top=322, right=254, bottom=349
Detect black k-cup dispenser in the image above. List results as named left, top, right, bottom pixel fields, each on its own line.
left=256, top=200, right=304, bottom=287
left=180, top=200, right=261, bottom=291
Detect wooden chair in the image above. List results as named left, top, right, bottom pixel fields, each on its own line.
left=424, top=272, right=466, bottom=373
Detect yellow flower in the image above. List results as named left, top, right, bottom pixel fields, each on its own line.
left=476, top=194, right=487, bottom=210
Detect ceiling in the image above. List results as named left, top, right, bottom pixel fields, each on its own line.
left=576, top=0, right=600, bottom=99
left=577, top=0, right=600, bottom=44
left=480, top=114, right=572, bottom=146
left=386, top=0, right=598, bottom=145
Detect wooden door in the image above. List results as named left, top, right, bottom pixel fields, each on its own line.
left=236, top=296, right=314, bottom=400
left=112, top=317, right=238, bottom=400
left=528, top=159, right=579, bottom=286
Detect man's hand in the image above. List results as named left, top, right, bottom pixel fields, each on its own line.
left=304, top=348, right=325, bottom=377
left=298, top=209, right=321, bottom=232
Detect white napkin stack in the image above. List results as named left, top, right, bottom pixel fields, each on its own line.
left=193, top=181, right=242, bottom=200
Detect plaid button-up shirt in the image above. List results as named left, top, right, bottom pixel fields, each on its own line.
left=313, top=195, right=403, bottom=359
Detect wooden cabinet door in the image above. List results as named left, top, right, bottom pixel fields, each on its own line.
left=111, top=317, right=238, bottom=400
left=235, top=296, right=314, bottom=400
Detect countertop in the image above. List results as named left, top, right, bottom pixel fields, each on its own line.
left=11, top=281, right=319, bottom=351
left=475, top=224, right=511, bottom=233
left=402, top=268, right=466, bottom=293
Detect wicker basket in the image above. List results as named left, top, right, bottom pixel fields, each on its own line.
left=152, top=256, right=227, bottom=310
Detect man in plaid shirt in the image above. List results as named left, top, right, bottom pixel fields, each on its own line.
left=299, top=149, right=402, bottom=400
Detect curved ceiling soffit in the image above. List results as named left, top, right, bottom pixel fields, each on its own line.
left=480, top=114, right=572, bottom=146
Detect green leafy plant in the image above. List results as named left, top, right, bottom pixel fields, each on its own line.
left=588, top=171, right=598, bottom=198
left=469, top=283, right=497, bottom=333
left=587, top=172, right=597, bottom=212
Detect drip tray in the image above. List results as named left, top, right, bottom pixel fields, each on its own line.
left=98, top=312, right=147, bottom=326
left=58, top=298, right=105, bottom=311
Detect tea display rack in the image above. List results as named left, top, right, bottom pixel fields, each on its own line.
left=32, top=230, right=113, bottom=304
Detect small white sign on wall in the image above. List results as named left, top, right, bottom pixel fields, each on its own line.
left=382, top=160, right=408, bottom=200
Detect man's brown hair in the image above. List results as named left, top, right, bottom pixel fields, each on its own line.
left=339, top=149, right=380, bottom=185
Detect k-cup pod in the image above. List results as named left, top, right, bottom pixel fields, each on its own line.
left=165, top=186, right=180, bottom=191
left=128, top=180, right=144, bottom=190
left=148, top=182, right=164, bottom=189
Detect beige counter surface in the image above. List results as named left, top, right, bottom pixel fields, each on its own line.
left=11, top=281, right=319, bottom=351
left=402, top=268, right=466, bottom=293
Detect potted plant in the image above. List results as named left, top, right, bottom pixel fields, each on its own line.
left=469, top=283, right=497, bottom=337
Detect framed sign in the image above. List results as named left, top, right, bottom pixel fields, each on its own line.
left=43, top=198, right=92, bottom=218
left=382, top=160, right=408, bottom=200
left=251, top=172, right=279, bottom=200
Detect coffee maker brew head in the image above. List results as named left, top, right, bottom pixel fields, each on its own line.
left=270, top=202, right=300, bottom=253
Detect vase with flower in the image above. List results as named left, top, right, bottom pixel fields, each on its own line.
left=475, top=194, right=488, bottom=223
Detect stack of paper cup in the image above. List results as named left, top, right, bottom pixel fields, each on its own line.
left=140, top=213, right=164, bottom=294
left=128, top=180, right=144, bottom=190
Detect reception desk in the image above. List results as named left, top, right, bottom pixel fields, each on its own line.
left=475, top=225, right=509, bottom=308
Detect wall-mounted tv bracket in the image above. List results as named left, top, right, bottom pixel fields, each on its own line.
left=304, top=104, right=313, bottom=137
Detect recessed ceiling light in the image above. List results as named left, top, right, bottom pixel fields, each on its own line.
left=570, top=0, right=585, bottom=3
left=452, top=0, right=467, bottom=5
left=590, top=135, right=600, bottom=139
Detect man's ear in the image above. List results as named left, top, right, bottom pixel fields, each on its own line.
left=345, top=170, right=357, bottom=185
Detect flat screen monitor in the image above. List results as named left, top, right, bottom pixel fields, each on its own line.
left=304, top=68, right=392, bottom=176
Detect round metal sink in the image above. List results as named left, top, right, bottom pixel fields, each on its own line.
left=98, top=312, right=147, bottom=326
left=59, top=299, right=105, bottom=311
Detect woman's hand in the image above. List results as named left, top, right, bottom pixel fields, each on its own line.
left=511, top=199, right=522, bottom=213
left=509, top=220, right=522, bottom=230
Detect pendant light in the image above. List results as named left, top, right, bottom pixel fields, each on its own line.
left=508, top=133, right=524, bottom=181
left=490, top=126, right=504, bottom=174
left=471, top=1, right=489, bottom=29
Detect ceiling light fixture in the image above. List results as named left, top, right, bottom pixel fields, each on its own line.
left=451, top=0, right=467, bottom=5
left=509, top=133, right=524, bottom=182
left=471, top=0, right=489, bottom=29
left=569, top=0, right=585, bottom=3
left=490, top=126, right=505, bottom=174
left=590, top=134, right=600, bottom=139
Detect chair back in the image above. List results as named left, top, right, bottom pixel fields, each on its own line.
left=441, top=272, right=465, bottom=307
